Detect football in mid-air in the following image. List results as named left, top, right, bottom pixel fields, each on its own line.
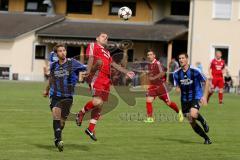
left=118, top=6, right=132, bottom=21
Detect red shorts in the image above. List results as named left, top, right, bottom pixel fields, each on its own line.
left=146, top=83, right=170, bottom=103
left=91, top=76, right=110, bottom=101
left=211, top=77, right=224, bottom=89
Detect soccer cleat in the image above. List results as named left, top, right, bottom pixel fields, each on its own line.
left=203, top=122, right=209, bottom=133
left=144, top=117, right=154, bottom=123
left=76, top=111, right=85, bottom=126
left=56, top=140, right=64, bottom=152
left=178, top=110, right=184, bottom=122
left=204, top=138, right=212, bottom=144
left=85, top=128, right=97, bottom=141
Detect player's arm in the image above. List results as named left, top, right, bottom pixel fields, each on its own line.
left=43, top=79, right=50, bottom=97
left=148, top=72, right=165, bottom=81
left=200, top=79, right=210, bottom=106
left=111, top=61, right=135, bottom=79
left=200, top=72, right=210, bottom=105
left=84, top=43, right=103, bottom=78
left=208, top=63, right=213, bottom=79
left=85, top=55, right=94, bottom=75
left=172, top=72, right=180, bottom=92
left=222, top=63, right=226, bottom=76
left=149, top=63, right=165, bottom=81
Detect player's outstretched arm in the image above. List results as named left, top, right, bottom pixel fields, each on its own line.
left=111, top=62, right=135, bottom=79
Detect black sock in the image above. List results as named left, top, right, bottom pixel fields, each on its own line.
left=197, top=114, right=207, bottom=127
left=53, top=120, right=62, bottom=141
left=192, top=123, right=209, bottom=140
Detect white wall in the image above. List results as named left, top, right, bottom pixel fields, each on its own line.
left=190, top=0, right=240, bottom=79
left=0, top=33, right=46, bottom=81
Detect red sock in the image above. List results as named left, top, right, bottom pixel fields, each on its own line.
left=88, top=107, right=101, bottom=132
left=167, top=102, right=179, bottom=113
left=146, top=102, right=153, bottom=117
left=207, top=92, right=213, bottom=103
left=219, top=92, right=223, bottom=103
left=88, top=123, right=95, bottom=132
left=82, top=101, right=94, bottom=113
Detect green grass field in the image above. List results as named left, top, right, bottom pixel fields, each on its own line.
left=0, top=81, right=239, bottom=160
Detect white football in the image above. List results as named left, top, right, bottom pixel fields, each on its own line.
left=118, top=6, right=132, bottom=21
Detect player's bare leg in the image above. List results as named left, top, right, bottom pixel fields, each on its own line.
left=144, top=96, right=155, bottom=123
left=52, top=107, right=64, bottom=152
left=188, top=108, right=211, bottom=144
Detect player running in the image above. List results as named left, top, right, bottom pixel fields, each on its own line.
left=144, top=50, right=184, bottom=123
left=76, top=32, right=134, bottom=141
left=43, top=44, right=86, bottom=152
left=173, top=53, right=211, bottom=144
left=207, top=50, right=225, bottom=104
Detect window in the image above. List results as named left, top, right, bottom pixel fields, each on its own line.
left=109, top=1, right=136, bottom=16
left=213, top=0, right=232, bottom=19
left=127, top=49, right=134, bottom=62
left=67, top=0, right=93, bottom=14
left=35, top=45, right=46, bottom=59
left=66, top=46, right=81, bottom=59
left=171, top=0, right=190, bottom=16
left=0, top=0, right=8, bottom=11
left=213, top=46, right=229, bottom=65
left=0, top=67, right=10, bottom=80
left=25, top=0, right=47, bottom=12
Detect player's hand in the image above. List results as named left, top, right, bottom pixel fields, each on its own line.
left=82, top=71, right=90, bottom=78
left=200, top=97, right=207, bottom=106
left=148, top=76, right=156, bottom=81
left=209, top=75, right=213, bottom=80
left=126, top=71, right=135, bottom=79
left=175, top=87, right=181, bottom=93
left=43, top=90, right=49, bottom=97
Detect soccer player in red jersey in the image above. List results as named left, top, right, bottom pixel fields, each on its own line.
left=208, top=50, right=226, bottom=104
left=144, top=50, right=184, bottom=123
left=76, top=32, right=134, bottom=141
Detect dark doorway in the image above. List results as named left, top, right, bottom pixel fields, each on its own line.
left=67, top=46, right=81, bottom=59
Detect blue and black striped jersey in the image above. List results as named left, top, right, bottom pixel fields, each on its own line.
left=49, top=58, right=86, bottom=97
left=173, top=66, right=206, bottom=102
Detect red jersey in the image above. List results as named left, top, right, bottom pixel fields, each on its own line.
left=86, top=42, right=112, bottom=77
left=148, top=59, right=164, bottom=85
left=210, top=59, right=225, bottom=78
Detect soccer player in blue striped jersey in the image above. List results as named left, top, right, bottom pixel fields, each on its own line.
left=43, top=44, right=86, bottom=151
left=173, top=53, right=212, bottom=144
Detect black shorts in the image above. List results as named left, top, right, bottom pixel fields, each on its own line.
left=50, top=96, right=73, bottom=119
left=181, top=100, right=201, bottom=115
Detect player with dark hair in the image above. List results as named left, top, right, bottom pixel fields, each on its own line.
left=43, top=44, right=86, bottom=152
left=173, top=53, right=211, bottom=144
left=207, top=50, right=225, bottom=104
left=144, top=50, right=184, bottom=123
left=76, top=32, right=135, bottom=141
